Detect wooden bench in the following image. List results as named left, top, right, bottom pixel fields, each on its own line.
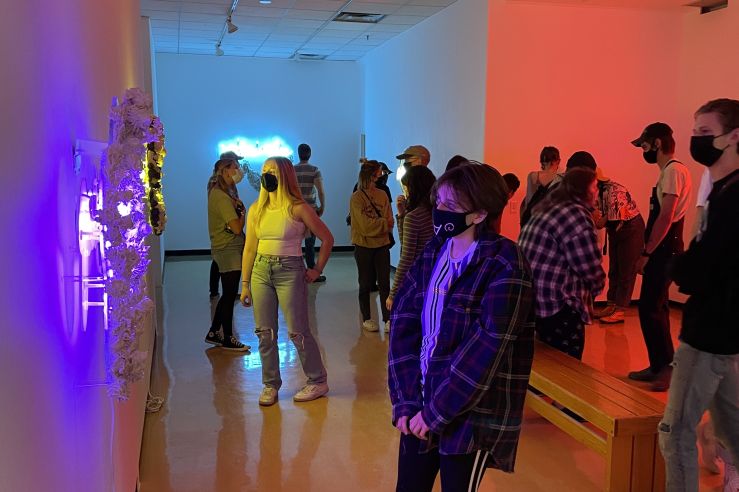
left=525, top=341, right=666, bottom=492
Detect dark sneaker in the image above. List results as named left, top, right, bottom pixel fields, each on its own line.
left=593, top=303, right=616, bottom=319
left=628, top=366, right=658, bottom=382
left=205, top=330, right=223, bottom=346
left=315, top=275, right=326, bottom=282
left=220, top=336, right=250, bottom=352
left=600, top=310, right=625, bottom=324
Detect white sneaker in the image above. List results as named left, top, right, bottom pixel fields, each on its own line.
left=384, top=321, right=390, bottom=333
left=362, top=319, right=379, bottom=332
left=259, top=386, right=278, bottom=406
left=293, top=383, right=329, bottom=402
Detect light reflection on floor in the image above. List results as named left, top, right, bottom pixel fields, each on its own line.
left=140, top=254, right=725, bottom=492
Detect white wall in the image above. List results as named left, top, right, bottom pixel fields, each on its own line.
left=156, top=54, right=363, bottom=250
left=0, top=1, right=152, bottom=491
left=360, top=0, right=488, bottom=263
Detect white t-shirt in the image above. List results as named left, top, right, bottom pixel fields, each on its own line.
left=657, top=160, right=692, bottom=221
left=696, top=169, right=712, bottom=208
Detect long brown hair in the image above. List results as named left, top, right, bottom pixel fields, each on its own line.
left=208, top=158, right=239, bottom=198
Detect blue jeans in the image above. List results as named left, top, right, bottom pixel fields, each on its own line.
left=659, top=342, right=739, bottom=491
left=251, top=254, right=327, bottom=389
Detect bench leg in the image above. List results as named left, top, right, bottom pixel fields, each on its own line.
left=606, top=434, right=665, bottom=492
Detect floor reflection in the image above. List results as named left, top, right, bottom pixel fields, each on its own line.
left=140, top=255, right=718, bottom=492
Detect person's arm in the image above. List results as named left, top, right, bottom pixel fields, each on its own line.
left=388, top=249, right=426, bottom=425
left=227, top=199, right=246, bottom=234
left=389, top=212, right=421, bottom=301
left=644, top=193, right=679, bottom=254
left=240, top=204, right=259, bottom=306
left=561, top=213, right=606, bottom=296
left=295, top=203, right=334, bottom=281
left=421, top=250, right=534, bottom=433
left=314, top=177, right=326, bottom=217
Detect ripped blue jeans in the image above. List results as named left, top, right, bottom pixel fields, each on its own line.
left=251, top=254, right=327, bottom=390
left=658, top=342, right=739, bottom=491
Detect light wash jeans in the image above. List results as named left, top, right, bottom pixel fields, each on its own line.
left=659, top=342, right=739, bottom=491
left=251, top=254, right=327, bottom=390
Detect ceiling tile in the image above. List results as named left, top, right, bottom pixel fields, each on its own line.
left=393, top=5, right=444, bottom=15
left=345, top=2, right=402, bottom=14
left=292, top=0, right=345, bottom=12
left=284, top=9, right=335, bottom=20
left=143, top=0, right=459, bottom=60
left=380, top=14, right=425, bottom=25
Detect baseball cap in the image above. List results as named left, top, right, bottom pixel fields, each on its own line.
left=631, top=122, right=673, bottom=147
left=396, top=145, right=430, bottom=162
left=379, top=162, right=393, bottom=174
left=220, top=150, right=243, bottom=161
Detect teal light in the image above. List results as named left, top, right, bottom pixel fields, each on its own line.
left=217, top=136, right=294, bottom=163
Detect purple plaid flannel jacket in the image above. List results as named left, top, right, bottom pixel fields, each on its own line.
left=388, top=229, right=535, bottom=472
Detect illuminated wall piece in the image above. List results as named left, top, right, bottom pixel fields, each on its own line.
left=217, top=136, right=294, bottom=162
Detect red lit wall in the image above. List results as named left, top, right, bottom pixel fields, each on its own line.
left=484, top=0, right=738, bottom=301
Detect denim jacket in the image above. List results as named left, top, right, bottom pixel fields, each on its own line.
left=388, top=229, right=535, bottom=471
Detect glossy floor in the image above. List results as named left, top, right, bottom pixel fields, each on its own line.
left=139, top=254, right=724, bottom=491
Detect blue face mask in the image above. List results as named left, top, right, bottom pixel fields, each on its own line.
left=432, top=207, right=472, bottom=239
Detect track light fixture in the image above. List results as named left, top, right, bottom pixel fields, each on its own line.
left=214, top=0, right=240, bottom=57
left=227, top=16, right=238, bottom=33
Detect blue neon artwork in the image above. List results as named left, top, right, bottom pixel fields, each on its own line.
left=217, top=136, right=294, bottom=163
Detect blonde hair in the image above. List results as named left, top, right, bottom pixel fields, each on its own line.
left=207, top=158, right=239, bottom=198
left=358, top=160, right=380, bottom=190
left=254, top=156, right=305, bottom=234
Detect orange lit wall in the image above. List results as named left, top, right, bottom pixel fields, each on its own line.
left=484, top=0, right=738, bottom=301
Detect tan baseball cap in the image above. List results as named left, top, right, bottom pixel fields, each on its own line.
left=396, top=145, right=430, bottom=162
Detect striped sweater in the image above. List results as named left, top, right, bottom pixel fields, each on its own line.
left=390, top=207, right=434, bottom=300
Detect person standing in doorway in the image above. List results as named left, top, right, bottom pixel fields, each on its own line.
left=294, top=143, right=327, bottom=282
left=628, top=122, right=692, bottom=392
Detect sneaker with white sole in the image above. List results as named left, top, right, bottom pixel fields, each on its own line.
left=384, top=321, right=390, bottom=333
left=362, top=319, right=379, bottom=332
left=220, top=336, right=250, bottom=352
left=293, top=383, right=329, bottom=402
left=259, top=386, right=278, bottom=406
left=205, top=330, right=223, bottom=346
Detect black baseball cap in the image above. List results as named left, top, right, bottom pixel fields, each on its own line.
left=631, top=122, right=673, bottom=147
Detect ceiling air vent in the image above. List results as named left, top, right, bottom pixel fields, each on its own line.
left=685, top=0, right=728, bottom=14
left=294, top=53, right=327, bottom=61
left=333, top=12, right=386, bottom=24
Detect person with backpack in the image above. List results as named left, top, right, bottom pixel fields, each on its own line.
left=520, top=146, right=562, bottom=226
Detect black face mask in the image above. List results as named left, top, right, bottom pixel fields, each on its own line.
left=432, top=207, right=473, bottom=239
left=376, top=175, right=388, bottom=187
left=261, top=173, right=278, bottom=192
left=642, top=148, right=658, bottom=164
left=690, top=133, right=731, bottom=168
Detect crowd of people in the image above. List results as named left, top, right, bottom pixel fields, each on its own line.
left=202, top=98, right=739, bottom=491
